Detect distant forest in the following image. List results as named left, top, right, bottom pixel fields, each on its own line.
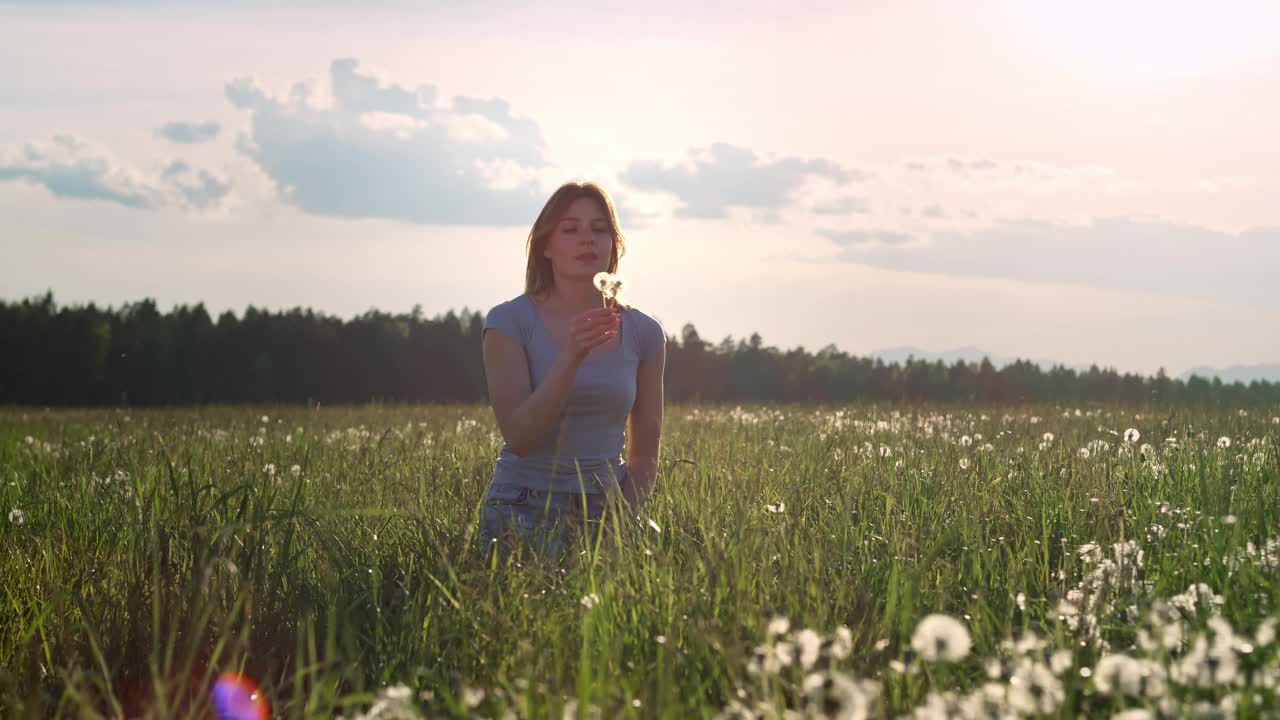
left=3, top=293, right=1276, bottom=407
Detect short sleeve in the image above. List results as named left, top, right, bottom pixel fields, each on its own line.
left=635, top=310, right=666, bottom=362
left=483, top=300, right=526, bottom=346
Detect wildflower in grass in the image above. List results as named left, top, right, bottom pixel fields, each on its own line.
left=461, top=686, right=485, bottom=709
left=912, top=690, right=964, bottom=718
left=960, top=435, right=973, bottom=447
left=1042, top=432, right=1054, bottom=443
left=1008, top=659, right=1065, bottom=714
left=1170, top=583, right=1223, bottom=614
left=766, top=614, right=791, bottom=637
left=910, top=613, right=971, bottom=662
left=1050, top=649, right=1073, bottom=676
left=263, top=463, right=276, bottom=477
left=1124, top=428, right=1140, bottom=443
left=748, top=639, right=795, bottom=675
left=1173, top=628, right=1239, bottom=688
left=1093, top=654, right=1147, bottom=696
left=1077, top=447, right=1090, bottom=459
left=290, top=464, right=301, bottom=478
left=1112, top=710, right=1155, bottom=720
left=1256, top=618, right=1277, bottom=646
left=823, top=626, right=855, bottom=660
left=958, top=458, right=970, bottom=470
left=580, top=593, right=600, bottom=609
left=8, top=508, right=23, bottom=525
left=794, top=628, right=822, bottom=669
left=765, top=502, right=786, bottom=514
left=647, top=518, right=662, bottom=533
left=801, top=671, right=876, bottom=720
left=1221, top=514, right=1237, bottom=525
left=1218, top=436, right=1231, bottom=449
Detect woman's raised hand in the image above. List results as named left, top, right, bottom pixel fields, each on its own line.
left=566, top=306, right=620, bottom=362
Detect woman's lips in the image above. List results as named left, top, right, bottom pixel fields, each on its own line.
left=575, top=254, right=597, bottom=262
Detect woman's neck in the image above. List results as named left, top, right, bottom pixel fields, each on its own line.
left=545, top=278, right=603, bottom=314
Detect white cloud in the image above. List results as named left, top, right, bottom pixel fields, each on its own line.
left=154, top=120, right=221, bottom=144
left=224, top=57, right=552, bottom=226
left=0, top=134, right=230, bottom=210
left=620, top=142, right=858, bottom=219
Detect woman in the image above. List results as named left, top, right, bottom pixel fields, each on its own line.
left=479, top=181, right=666, bottom=563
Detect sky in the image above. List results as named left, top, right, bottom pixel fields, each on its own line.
left=1, top=0, right=1278, bottom=376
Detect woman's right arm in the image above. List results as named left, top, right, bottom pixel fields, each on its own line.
left=483, top=306, right=619, bottom=456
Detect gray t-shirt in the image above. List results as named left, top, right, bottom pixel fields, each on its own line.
left=483, top=293, right=665, bottom=494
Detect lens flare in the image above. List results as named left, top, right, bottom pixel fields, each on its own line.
left=212, top=672, right=269, bottom=720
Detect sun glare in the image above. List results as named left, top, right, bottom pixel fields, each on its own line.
left=1008, top=0, right=1278, bottom=79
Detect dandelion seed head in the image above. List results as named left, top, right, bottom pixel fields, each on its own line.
left=766, top=615, right=791, bottom=637
left=592, top=271, right=624, bottom=301
left=910, top=613, right=972, bottom=662
left=8, top=508, right=24, bottom=525
left=1218, top=436, right=1231, bottom=449
left=794, top=629, right=822, bottom=669
left=462, top=686, right=485, bottom=709
left=1124, top=428, right=1140, bottom=443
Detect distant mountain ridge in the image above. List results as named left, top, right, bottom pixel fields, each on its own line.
left=1180, top=364, right=1280, bottom=384
left=869, top=346, right=1280, bottom=384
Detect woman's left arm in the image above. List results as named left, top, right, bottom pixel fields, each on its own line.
left=623, top=335, right=666, bottom=507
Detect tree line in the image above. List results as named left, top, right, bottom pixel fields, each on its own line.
left=2, top=292, right=1275, bottom=407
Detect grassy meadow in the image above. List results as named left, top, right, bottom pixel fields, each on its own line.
left=1, top=403, right=1277, bottom=719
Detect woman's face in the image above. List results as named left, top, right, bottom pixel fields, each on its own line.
left=543, top=195, right=614, bottom=281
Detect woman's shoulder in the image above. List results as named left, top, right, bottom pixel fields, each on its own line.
left=621, top=304, right=666, bottom=357
left=484, top=293, right=532, bottom=342
left=621, top=303, right=662, bottom=329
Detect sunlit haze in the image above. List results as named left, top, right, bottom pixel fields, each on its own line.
left=2, top=0, right=1278, bottom=376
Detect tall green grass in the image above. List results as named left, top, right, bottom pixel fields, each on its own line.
left=1, top=404, right=1276, bottom=718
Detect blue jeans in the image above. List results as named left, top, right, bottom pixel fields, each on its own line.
left=479, top=484, right=615, bottom=565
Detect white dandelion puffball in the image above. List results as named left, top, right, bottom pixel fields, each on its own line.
left=593, top=271, right=624, bottom=302
left=8, top=508, right=24, bottom=525
left=1124, top=428, right=1140, bottom=443
left=911, top=613, right=972, bottom=662
left=1217, top=436, right=1231, bottom=449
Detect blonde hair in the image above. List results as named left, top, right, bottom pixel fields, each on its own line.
left=524, top=181, right=632, bottom=310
